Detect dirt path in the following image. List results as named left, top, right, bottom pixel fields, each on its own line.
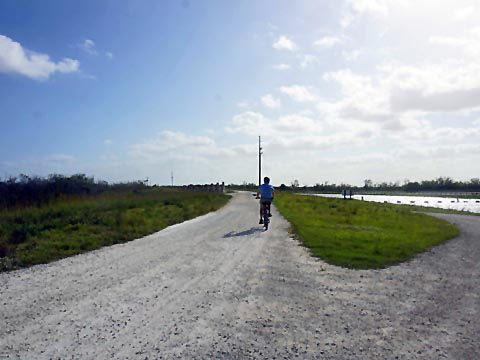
left=1, top=192, right=479, bottom=359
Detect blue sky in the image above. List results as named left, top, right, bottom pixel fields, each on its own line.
left=1, top=0, right=479, bottom=186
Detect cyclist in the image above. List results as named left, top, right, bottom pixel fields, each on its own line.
left=257, top=176, right=274, bottom=224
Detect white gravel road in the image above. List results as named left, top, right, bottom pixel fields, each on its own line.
left=1, top=192, right=479, bottom=359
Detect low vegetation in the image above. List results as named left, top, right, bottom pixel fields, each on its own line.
left=274, top=193, right=459, bottom=269
left=227, top=177, right=480, bottom=195
left=0, top=188, right=229, bottom=272
left=398, top=203, right=480, bottom=216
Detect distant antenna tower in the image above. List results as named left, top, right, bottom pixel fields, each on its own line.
left=258, top=136, right=262, bottom=187
left=171, top=171, right=174, bottom=187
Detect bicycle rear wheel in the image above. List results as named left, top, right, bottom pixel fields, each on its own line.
left=263, top=207, right=269, bottom=230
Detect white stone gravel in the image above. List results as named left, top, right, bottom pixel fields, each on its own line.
left=0, top=192, right=479, bottom=359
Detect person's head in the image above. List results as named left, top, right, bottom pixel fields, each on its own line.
left=264, top=176, right=270, bottom=184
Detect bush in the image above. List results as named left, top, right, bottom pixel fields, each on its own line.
left=0, top=237, right=9, bottom=257
left=0, top=188, right=230, bottom=271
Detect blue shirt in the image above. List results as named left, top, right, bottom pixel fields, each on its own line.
left=259, top=184, right=274, bottom=199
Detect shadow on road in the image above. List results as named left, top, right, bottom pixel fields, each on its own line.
left=223, top=227, right=264, bottom=238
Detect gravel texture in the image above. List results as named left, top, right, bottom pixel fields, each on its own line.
left=1, top=192, right=479, bottom=359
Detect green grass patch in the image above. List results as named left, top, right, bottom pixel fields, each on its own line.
left=275, top=193, right=459, bottom=269
left=0, top=188, right=230, bottom=271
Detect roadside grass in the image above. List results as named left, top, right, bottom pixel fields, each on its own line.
left=0, top=188, right=230, bottom=272
left=274, top=193, right=459, bottom=269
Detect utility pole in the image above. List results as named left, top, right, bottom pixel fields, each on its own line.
left=171, top=172, right=174, bottom=187
left=258, top=136, right=262, bottom=187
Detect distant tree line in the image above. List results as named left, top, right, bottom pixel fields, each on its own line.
left=227, top=182, right=258, bottom=191
left=395, top=178, right=480, bottom=193
left=228, top=177, right=480, bottom=194
left=358, top=177, right=480, bottom=193
left=3, top=175, right=478, bottom=209
left=0, top=174, right=147, bottom=209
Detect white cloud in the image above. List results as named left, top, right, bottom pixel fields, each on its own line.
left=454, top=5, right=475, bottom=21
left=342, top=49, right=363, bottom=61
left=227, top=111, right=327, bottom=146
left=383, top=59, right=480, bottom=112
left=433, top=126, right=480, bottom=139
left=272, top=35, right=297, bottom=51
left=273, top=63, right=291, bottom=70
left=320, top=48, right=480, bottom=121
left=57, top=131, right=235, bottom=185
left=429, top=28, right=480, bottom=58
left=126, top=130, right=258, bottom=184
left=298, top=54, right=319, bottom=69
left=390, top=86, right=480, bottom=113
left=279, top=85, right=317, bottom=102
left=318, top=68, right=404, bottom=130
left=313, top=36, right=344, bottom=48
left=80, top=39, right=97, bottom=55
left=276, top=114, right=320, bottom=132
left=470, top=26, right=480, bottom=37
left=56, top=59, right=79, bottom=73
left=341, top=12, right=355, bottom=28
left=381, top=114, right=480, bottom=142
left=130, top=131, right=220, bottom=159
left=227, top=111, right=268, bottom=134
left=429, top=35, right=469, bottom=47
left=397, top=143, right=480, bottom=161
left=104, top=139, right=113, bottom=145
left=316, top=60, right=480, bottom=152
left=340, top=0, right=405, bottom=27
left=0, top=34, right=79, bottom=80
left=77, top=39, right=114, bottom=60
left=261, top=94, right=281, bottom=109
left=323, top=69, right=379, bottom=97
left=345, top=0, right=391, bottom=17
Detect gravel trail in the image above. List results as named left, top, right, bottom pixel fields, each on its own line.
left=1, top=192, right=479, bottom=359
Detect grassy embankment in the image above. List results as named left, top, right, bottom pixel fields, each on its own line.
left=0, top=188, right=230, bottom=271
left=275, top=193, right=459, bottom=269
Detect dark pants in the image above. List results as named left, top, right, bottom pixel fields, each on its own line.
left=260, top=198, right=272, bottom=218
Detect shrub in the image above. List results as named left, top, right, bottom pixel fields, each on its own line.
left=0, top=237, right=9, bottom=257
left=0, top=188, right=230, bottom=271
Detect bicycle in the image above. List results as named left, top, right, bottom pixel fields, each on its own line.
left=261, top=200, right=271, bottom=230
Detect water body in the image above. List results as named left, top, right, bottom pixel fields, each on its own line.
left=314, top=194, right=480, bottom=214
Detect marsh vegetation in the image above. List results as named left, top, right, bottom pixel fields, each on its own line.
left=0, top=182, right=229, bottom=271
